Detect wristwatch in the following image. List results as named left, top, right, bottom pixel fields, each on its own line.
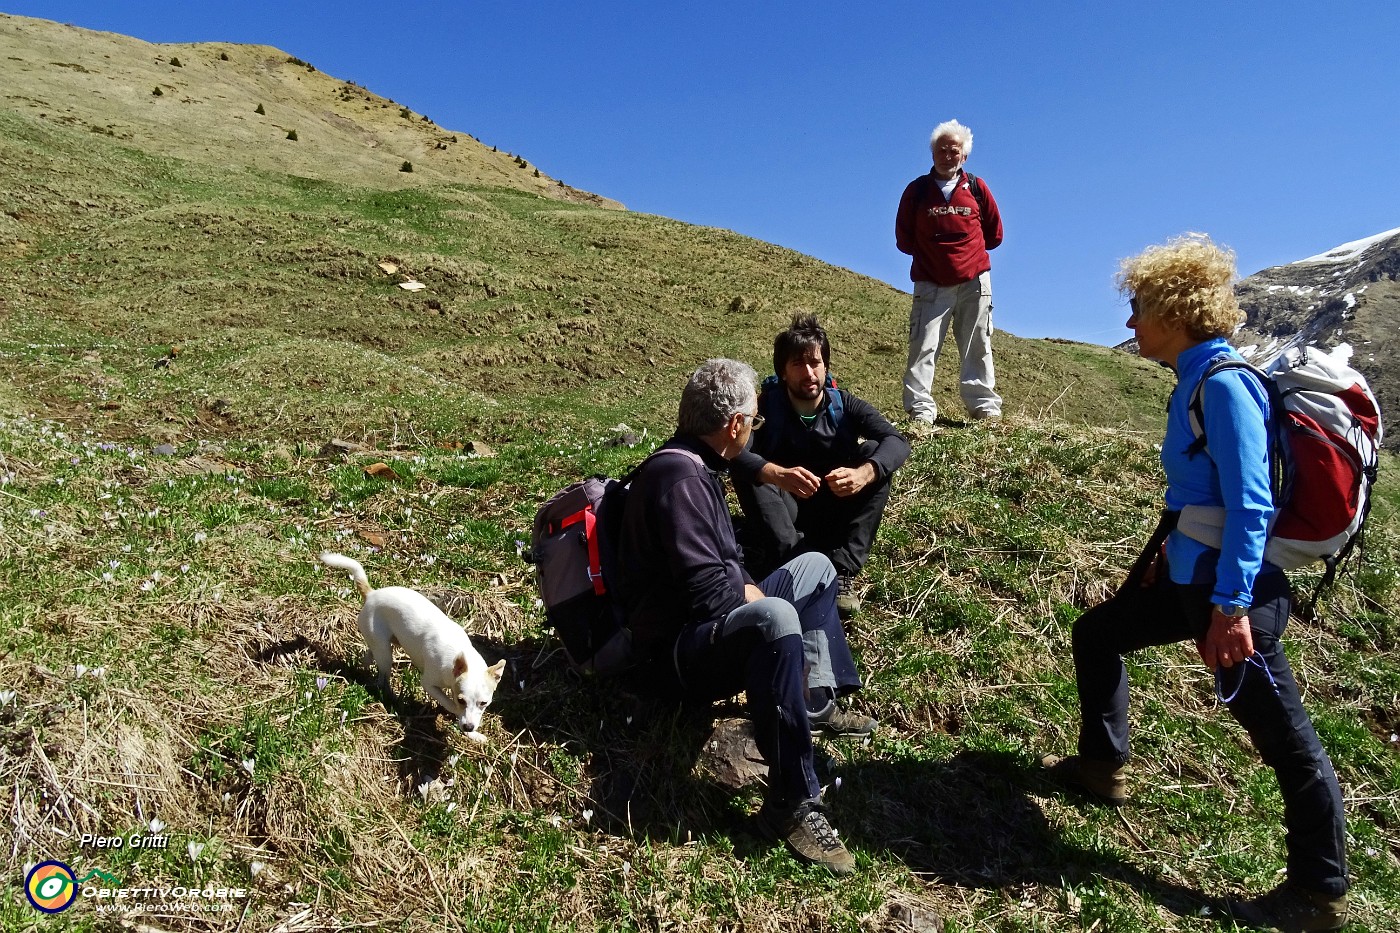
left=1213, top=604, right=1249, bottom=618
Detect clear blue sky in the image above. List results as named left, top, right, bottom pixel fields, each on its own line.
left=7, top=1, right=1400, bottom=345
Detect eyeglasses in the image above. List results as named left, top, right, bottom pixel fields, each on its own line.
left=742, top=413, right=766, bottom=430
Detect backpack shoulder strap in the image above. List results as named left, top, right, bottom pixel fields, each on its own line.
left=1186, top=356, right=1273, bottom=455
left=826, top=387, right=844, bottom=429
left=968, top=171, right=992, bottom=214
left=622, top=446, right=703, bottom=485
left=963, top=171, right=995, bottom=241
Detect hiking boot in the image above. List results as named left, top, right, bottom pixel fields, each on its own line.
left=835, top=574, right=861, bottom=619
left=1228, top=880, right=1348, bottom=932
left=809, top=699, right=878, bottom=737
left=1040, top=753, right=1127, bottom=806
left=756, top=799, right=855, bottom=874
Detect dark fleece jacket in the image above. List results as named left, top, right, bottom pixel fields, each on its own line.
left=617, top=435, right=755, bottom=661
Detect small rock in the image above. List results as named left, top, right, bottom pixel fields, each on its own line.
left=465, top=440, right=495, bottom=459
left=319, top=439, right=369, bottom=460
left=152, top=444, right=177, bottom=456
left=866, top=900, right=946, bottom=933
left=699, top=718, right=768, bottom=790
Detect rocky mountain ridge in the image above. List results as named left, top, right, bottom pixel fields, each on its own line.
left=1235, top=227, right=1400, bottom=447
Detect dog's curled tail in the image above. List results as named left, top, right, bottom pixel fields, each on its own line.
left=319, top=552, right=372, bottom=600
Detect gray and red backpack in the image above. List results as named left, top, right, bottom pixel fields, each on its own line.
left=1178, top=345, right=1382, bottom=591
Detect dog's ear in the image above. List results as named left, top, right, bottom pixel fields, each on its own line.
left=452, top=654, right=469, bottom=678
left=487, top=659, right=507, bottom=685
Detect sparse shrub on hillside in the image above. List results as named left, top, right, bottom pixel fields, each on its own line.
left=400, top=107, right=412, bottom=119
left=533, top=169, right=540, bottom=178
left=254, top=103, right=265, bottom=115
left=286, top=56, right=308, bottom=67
left=169, top=57, right=182, bottom=67
left=219, top=51, right=229, bottom=61
left=400, top=162, right=413, bottom=173
left=151, top=86, right=162, bottom=97
left=286, top=129, right=298, bottom=141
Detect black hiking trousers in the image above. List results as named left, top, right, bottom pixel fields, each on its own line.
left=1072, top=551, right=1348, bottom=896
left=736, top=441, right=892, bottom=580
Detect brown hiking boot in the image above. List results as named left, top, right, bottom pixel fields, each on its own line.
left=835, top=574, right=861, bottom=619
left=755, top=799, right=856, bottom=874
left=1228, top=881, right=1349, bottom=932
left=809, top=700, right=878, bottom=738
left=1040, top=753, right=1127, bottom=806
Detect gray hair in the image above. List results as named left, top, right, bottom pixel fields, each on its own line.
left=678, top=358, right=757, bottom=436
left=929, top=119, right=973, bottom=157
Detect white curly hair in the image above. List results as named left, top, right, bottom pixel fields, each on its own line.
left=929, top=119, right=973, bottom=157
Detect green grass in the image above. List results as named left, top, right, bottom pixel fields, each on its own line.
left=3, top=406, right=1396, bottom=930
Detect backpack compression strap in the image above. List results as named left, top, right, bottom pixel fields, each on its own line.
left=1186, top=356, right=1283, bottom=502
left=556, top=505, right=606, bottom=596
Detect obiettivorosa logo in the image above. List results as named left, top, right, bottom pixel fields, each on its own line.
left=25, top=861, right=119, bottom=913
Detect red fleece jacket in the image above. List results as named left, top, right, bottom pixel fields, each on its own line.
left=895, top=169, right=1003, bottom=286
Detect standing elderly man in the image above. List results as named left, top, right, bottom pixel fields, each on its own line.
left=617, top=359, right=876, bottom=874
left=733, top=313, right=910, bottom=618
left=895, top=119, right=1004, bottom=432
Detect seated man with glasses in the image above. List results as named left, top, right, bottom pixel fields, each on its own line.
left=733, top=313, right=911, bottom=619
left=617, top=358, right=876, bottom=874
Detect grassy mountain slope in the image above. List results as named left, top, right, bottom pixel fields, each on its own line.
left=0, top=13, right=617, bottom=206
left=0, top=99, right=1171, bottom=448
left=1, top=14, right=1397, bottom=933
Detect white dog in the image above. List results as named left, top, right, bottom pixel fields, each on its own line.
left=320, top=552, right=505, bottom=742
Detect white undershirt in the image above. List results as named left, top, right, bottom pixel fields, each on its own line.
left=936, top=171, right=961, bottom=201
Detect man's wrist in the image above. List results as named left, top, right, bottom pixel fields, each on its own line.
left=1212, top=603, right=1249, bottom=619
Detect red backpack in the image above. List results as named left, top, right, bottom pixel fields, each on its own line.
left=1180, top=346, right=1383, bottom=588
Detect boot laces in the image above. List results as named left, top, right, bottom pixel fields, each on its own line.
left=799, top=803, right=842, bottom=853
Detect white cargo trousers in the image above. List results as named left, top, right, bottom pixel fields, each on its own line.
left=902, top=271, right=1002, bottom=422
